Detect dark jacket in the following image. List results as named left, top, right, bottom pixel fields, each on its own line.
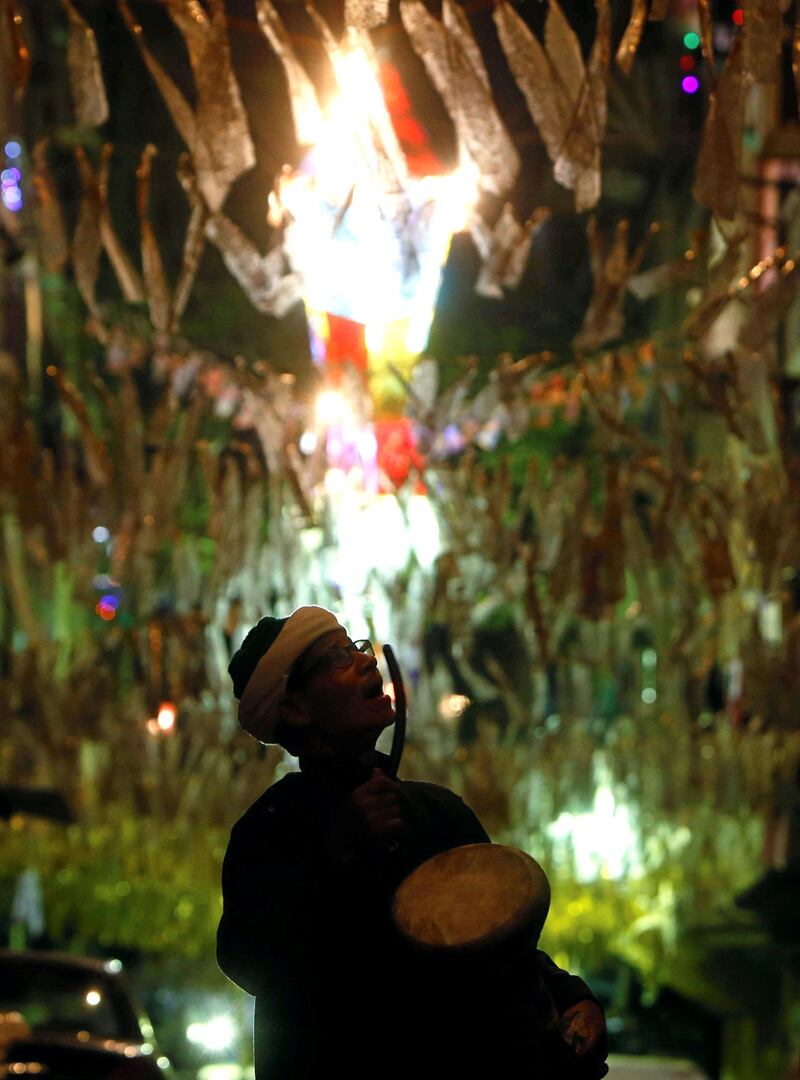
left=218, top=761, right=600, bottom=1077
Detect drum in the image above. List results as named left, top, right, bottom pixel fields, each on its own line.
left=391, top=842, right=551, bottom=959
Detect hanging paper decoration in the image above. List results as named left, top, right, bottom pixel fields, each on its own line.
left=401, top=0, right=520, bottom=198
left=96, top=145, right=145, bottom=305
left=574, top=218, right=658, bottom=351
left=697, top=0, right=715, bottom=78
left=118, top=0, right=254, bottom=213
left=615, top=0, right=648, bottom=76
left=173, top=153, right=209, bottom=333
left=344, top=0, right=389, bottom=30
left=442, top=0, right=491, bottom=93
left=472, top=204, right=550, bottom=299
left=31, top=140, right=69, bottom=273
left=493, top=0, right=610, bottom=212
left=205, top=210, right=302, bottom=317
left=255, top=0, right=323, bottom=148
left=741, top=0, right=782, bottom=84
left=137, top=145, right=172, bottom=340
left=693, top=38, right=745, bottom=222
left=0, top=0, right=30, bottom=104
left=72, top=147, right=103, bottom=325
left=61, top=0, right=109, bottom=128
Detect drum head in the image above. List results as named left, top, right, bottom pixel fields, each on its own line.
left=392, top=843, right=550, bottom=953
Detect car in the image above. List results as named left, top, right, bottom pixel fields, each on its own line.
left=604, top=1055, right=710, bottom=1079
left=0, top=949, right=171, bottom=1079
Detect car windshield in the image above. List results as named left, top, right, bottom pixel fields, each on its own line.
left=0, top=959, right=142, bottom=1041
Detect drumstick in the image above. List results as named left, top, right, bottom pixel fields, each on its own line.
left=384, top=643, right=406, bottom=780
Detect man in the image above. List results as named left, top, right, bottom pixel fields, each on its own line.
left=218, top=605, right=607, bottom=1077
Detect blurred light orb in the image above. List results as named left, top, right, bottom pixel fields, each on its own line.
left=85, top=990, right=102, bottom=1007
left=186, top=1015, right=236, bottom=1052
left=683, top=31, right=700, bottom=49
left=438, top=693, right=471, bottom=721
left=4, top=140, right=21, bottom=158
left=298, top=430, right=317, bottom=455
left=104, top=958, right=123, bottom=973
left=641, top=688, right=657, bottom=704
left=157, top=702, right=177, bottom=732
left=96, top=601, right=116, bottom=621
left=92, top=525, right=111, bottom=543
left=681, top=75, right=700, bottom=94
left=1, top=186, right=22, bottom=211
left=732, top=8, right=743, bottom=25
left=315, top=389, right=352, bottom=428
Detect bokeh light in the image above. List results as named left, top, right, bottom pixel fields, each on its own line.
left=681, top=75, right=700, bottom=94
left=157, top=702, right=177, bottom=732
left=683, top=31, right=700, bottom=50
left=4, top=140, right=21, bottom=158
left=733, top=8, right=744, bottom=25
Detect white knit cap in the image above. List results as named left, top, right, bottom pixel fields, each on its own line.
left=238, top=606, right=344, bottom=743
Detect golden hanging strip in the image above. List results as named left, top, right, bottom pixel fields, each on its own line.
left=61, top=0, right=109, bottom=127
left=697, top=0, right=715, bottom=79
left=615, top=0, right=648, bottom=75
left=137, top=145, right=173, bottom=340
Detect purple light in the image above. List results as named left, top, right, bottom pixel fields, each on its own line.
left=681, top=75, right=700, bottom=94
left=100, top=593, right=121, bottom=609
left=2, top=187, right=22, bottom=211
left=1, top=167, right=20, bottom=183
left=4, top=141, right=21, bottom=159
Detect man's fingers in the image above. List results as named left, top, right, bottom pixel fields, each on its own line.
left=560, top=1000, right=606, bottom=1057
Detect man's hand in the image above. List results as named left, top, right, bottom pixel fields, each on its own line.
left=325, top=769, right=406, bottom=863
left=559, top=999, right=607, bottom=1058
left=350, top=768, right=406, bottom=849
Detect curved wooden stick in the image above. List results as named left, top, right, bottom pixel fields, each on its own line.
left=384, top=644, right=407, bottom=780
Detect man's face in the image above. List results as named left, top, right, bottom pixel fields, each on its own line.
left=293, top=628, right=395, bottom=755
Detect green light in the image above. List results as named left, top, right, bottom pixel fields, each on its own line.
left=683, top=31, right=700, bottom=49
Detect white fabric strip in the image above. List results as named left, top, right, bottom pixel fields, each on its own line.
left=238, top=606, right=343, bottom=743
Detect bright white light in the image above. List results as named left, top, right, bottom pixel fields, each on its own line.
left=85, top=990, right=102, bottom=1007
left=547, top=783, right=639, bottom=882
left=92, top=526, right=110, bottom=543
left=641, top=687, right=657, bottom=704
left=298, top=430, right=317, bottom=455
left=157, top=1057, right=170, bottom=1071
left=186, top=1015, right=237, bottom=1053
left=315, top=390, right=353, bottom=428
left=407, top=495, right=440, bottom=569
left=324, top=467, right=348, bottom=495
left=141, top=1043, right=153, bottom=1055
left=157, top=702, right=176, bottom=732
left=103, top=958, right=123, bottom=974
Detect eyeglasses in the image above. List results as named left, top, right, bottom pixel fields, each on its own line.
left=302, top=639, right=374, bottom=680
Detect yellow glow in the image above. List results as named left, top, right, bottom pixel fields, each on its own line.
left=275, top=37, right=480, bottom=375
left=315, top=390, right=354, bottom=428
